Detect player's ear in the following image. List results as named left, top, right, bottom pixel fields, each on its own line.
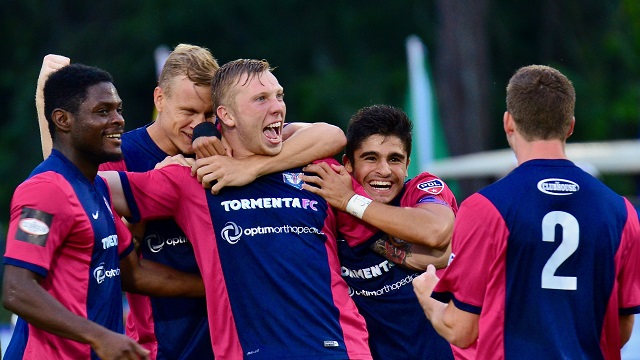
left=153, top=86, right=164, bottom=113
left=343, top=154, right=353, bottom=173
left=217, top=106, right=235, bottom=128
left=566, top=117, right=575, bottom=138
left=52, top=109, right=71, bottom=133
left=503, top=111, right=515, bottom=135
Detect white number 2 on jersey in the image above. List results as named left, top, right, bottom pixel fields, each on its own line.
left=541, top=211, right=579, bottom=290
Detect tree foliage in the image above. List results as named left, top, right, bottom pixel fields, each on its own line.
left=1, top=0, right=639, bottom=221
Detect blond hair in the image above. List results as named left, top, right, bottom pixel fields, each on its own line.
left=158, top=44, right=219, bottom=95
left=211, top=59, right=271, bottom=111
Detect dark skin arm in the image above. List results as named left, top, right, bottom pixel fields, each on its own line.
left=119, top=250, right=204, bottom=297
left=620, top=313, right=635, bottom=347
left=2, top=265, right=150, bottom=360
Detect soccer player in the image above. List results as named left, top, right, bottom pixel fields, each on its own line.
left=300, top=105, right=458, bottom=359
left=34, top=46, right=219, bottom=359
left=412, top=65, right=640, bottom=359
left=102, top=59, right=371, bottom=359
left=35, top=47, right=345, bottom=359
left=3, top=63, right=204, bottom=360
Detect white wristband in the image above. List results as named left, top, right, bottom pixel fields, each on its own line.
left=345, top=194, right=372, bottom=219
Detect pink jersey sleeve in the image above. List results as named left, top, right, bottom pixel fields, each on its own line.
left=5, top=174, right=75, bottom=272
left=617, top=199, right=640, bottom=311
left=434, top=193, right=508, bottom=311
left=114, top=205, right=133, bottom=256
left=403, top=173, right=458, bottom=214
left=121, top=165, right=191, bottom=222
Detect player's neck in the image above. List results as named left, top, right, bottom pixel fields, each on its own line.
left=147, top=121, right=180, bottom=155
left=54, top=145, right=100, bottom=182
left=514, top=139, right=567, bottom=165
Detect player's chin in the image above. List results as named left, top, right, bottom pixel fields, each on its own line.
left=262, top=143, right=283, bottom=156
left=101, top=149, right=124, bottom=163
left=365, top=186, right=400, bottom=204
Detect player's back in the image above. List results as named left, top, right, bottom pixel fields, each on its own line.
left=479, top=158, right=637, bottom=359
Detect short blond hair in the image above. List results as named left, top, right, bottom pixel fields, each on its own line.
left=158, top=44, right=219, bottom=95
left=211, top=59, right=271, bottom=111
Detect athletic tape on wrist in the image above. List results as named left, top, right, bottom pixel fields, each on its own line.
left=346, top=194, right=372, bottom=219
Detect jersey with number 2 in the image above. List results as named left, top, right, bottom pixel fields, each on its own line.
left=433, top=159, right=640, bottom=360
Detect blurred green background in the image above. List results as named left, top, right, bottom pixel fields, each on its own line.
left=2, top=0, right=640, bottom=323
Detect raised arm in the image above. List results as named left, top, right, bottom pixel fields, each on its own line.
left=36, top=54, right=70, bottom=159
left=193, top=122, right=346, bottom=194
left=2, top=265, right=150, bottom=360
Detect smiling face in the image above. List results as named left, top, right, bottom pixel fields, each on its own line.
left=344, top=134, right=409, bottom=204
left=154, top=76, right=214, bottom=155
left=70, top=82, right=125, bottom=164
left=220, top=70, right=285, bottom=158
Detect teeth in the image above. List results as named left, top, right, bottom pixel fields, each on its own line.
left=106, top=134, right=121, bottom=139
left=370, top=181, right=391, bottom=186
left=369, top=181, right=392, bottom=189
left=266, top=122, right=281, bottom=129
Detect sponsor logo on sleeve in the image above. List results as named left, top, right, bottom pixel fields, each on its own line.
left=417, top=179, right=444, bottom=195
left=15, top=208, right=53, bottom=247
left=537, top=178, right=580, bottom=195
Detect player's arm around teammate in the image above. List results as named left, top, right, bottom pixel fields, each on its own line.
left=191, top=121, right=347, bottom=194
left=301, top=160, right=454, bottom=271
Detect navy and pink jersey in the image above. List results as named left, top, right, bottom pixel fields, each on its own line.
left=100, top=126, right=212, bottom=360
left=3, top=150, right=134, bottom=360
left=434, top=159, right=640, bottom=360
left=119, top=161, right=372, bottom=360
left=338, top=173, right=457, bottom=360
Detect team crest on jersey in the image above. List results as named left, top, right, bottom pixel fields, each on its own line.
left=417, top=179, right=444, bottom=195
left=283, top=172, right=304, bottom=189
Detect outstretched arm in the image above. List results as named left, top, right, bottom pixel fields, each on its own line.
left=2, top=265, right=150, bottom=360
left=36, top=54, right=70, bottom=159
left=192, top=122, right=346, bottom=194
left=412, top=265, right=479, bottom=348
